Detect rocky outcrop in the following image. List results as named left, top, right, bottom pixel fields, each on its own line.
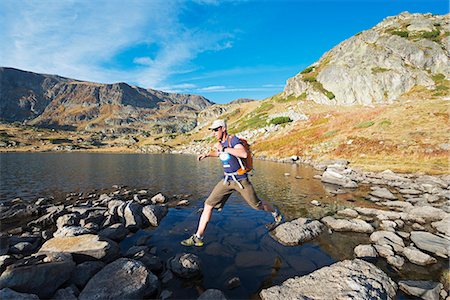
left=260, top=259, right=397, bottom=300
left=283, top=13, right=449, bottom=105
left=0, top=67, right=213, bottom=133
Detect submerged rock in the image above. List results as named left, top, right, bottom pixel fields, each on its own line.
left=271, top=218, right=324, bottom=245
left=260, top=259, right=397, bottom=300
left=198, top=289, right=227, bottom=300
left=321, top=170, right=358, bottom=188
left=168, top=253, right=201, bottom=279
left=79, top=258, right=159, bottom=300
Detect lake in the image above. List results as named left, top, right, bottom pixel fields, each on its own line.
left=0, top=153, right=440, bottom=299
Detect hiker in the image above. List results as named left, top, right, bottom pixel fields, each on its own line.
left=181, top=119, right=283, bottom=247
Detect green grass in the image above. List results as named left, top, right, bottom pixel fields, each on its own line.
left=421, top=30, right=440, bottom=41
left=379, top=120, right=392, bottom=127
left=323, top=130, right=339, bottom=137
left=301, top=66, right=315, bottom=74
left=231, top=113, right=268, bottom=133
left=391, top=30, right=409, bottom=38
left=254, top=102, right=274, bottom=114
left=270, top=116, right=292, bottom=125
left=354, top=121, right=375, bottom=128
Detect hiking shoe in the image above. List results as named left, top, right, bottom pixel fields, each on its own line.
left=181, top=235, right=204, bottom=247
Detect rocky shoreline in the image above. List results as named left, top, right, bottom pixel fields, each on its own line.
left=0, top=159, right=449, bottom=299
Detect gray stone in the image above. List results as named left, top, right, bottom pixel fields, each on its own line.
left=142, top=205, right=168, bottom=227
left=271, top=218, right=324, bottom=245
left=410, top=231, right=450, bottom=258
left=98, top=223, right=128, bottom=241
left=380, top=220, right=397, bottom=231
left=403, top=246, right=437, bottom=266
left=0, top=255, right=15, bottom=272
left=56, top=213, right=80, bottom=229
left=431, top=215, right=450, bottom=236
left=160, top=289, right=173, bottom=300
left=54, top=226, right=92, bottom=237
left=52, top=287, right=77, bottom=300
left=354, top=244, right=378, bottom=258
left=39, top=234, right=120, bottom=262
left=79, top=258, right=159, bottom=300
left=124, top=201, right=144, bottom=231
left=374, top=244, right=395, bottom=258
left=404, top=206, right=447, bottom=224
left=71, top=261, right=105, bottom=288
left=370, top=231, right=405, bottom=253
left=399, top=280, right=442, bottom=300
left=386, top=255, right=404, bottom=269
left=379, top=201, right=413, bottom=210
left=8, top=242, right=36, bottom=255
left=321, top=170, right=358, bottom=188
left=151, top=193, right=166, bottom=204
left=0, top=288, right=39, bottom=300
left=168, top=253, right=201, bottom=279
left=0, top=253, right=75, bottom=298
left=354, top=207, right=406, bottom=220
left=198, top=289, right=227, bottom=300
left=370, top=188, right=397, bottom=200
left=107, top=200, right=125, bottom=216
left=260, top=259, right=396, bottom=300
left=322, top=216, right=374, bottom=233
left=336, top=208, right=358, bottom=218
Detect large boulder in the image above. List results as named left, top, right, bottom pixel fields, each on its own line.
left=123, top=201, right=144, bottom=231
left=79, top=258, right=159, bottom=300
left=322, top=216, right=374, bottom=233
left=260, top=259, right=397, bottom=300
left=98, top=223, right=128, bottom=242
left=168, top=253, right=202, bottom=279
left=141, top=205, right=168, bottom=227
left=70, top=261, right=105, bottom=288
left=271, top=218, right=324, bottom=245
left=0, top=288, right=39, bottom=300
left=0, top=253, right=75, bottom=298
left=410, top=231, right=450, bottom=258
left=38, top=234, right=120, bottom=262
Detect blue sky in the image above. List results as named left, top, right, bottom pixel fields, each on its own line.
left=0, top=0, right=447, bottom=104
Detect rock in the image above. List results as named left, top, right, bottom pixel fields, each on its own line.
left=374, top=244, right=394, bottom=258
left=399, top=188, right=422, bottom=195
left=98, top=223, right=128, bottom=241
left=39, top=234, right=120, bottom=262
left=403, top=246, right=437, bottom=266
left=386, top=255, right=404, bottom=269
left=168, top=253, right=201, bottom=279
left=399, top=280, right=442, bottom=300
left=284, top=173, right=290, bottom=176
left=134, top=252, right=162, bottom=273
left=176, top=200, right=190, bottom=206
left=271, top=218, right=324, bottom=245
left=79, top=258, right=159, bottom=299
left=125, top=246, right=149, bottom=258
left=0, top=256, right=15, bottom=273
left=70, top=261, right=105, bottom=288
left=405, top=207, right=447, bottom=223
left=160, top=270, right=173, bottom=284
left=412, top=223, right=425, bottom=231
left=52, top=287, right=77, bottom=300
left=380, top=220, right=397, bottom=231
left=56, top=213, right=80, bottom=229
left=321, top=170, right=358, bottom=188
left=8, top=242, right=36, bottom=256
left=410, top=231, right=450, bottom=258
left=0, top=288, right=39, bottom=299
left=370, top=231, right=404, bottom=253
left=53, top=226, right=92, bottom=237
left=379, top=201, right=413, bottom=210
left=431, top=215, right=450, bottom=236
left=226, top=276, right=241, bottom=289
left=142, top=205, right=168, bottom=227
left=322, top=216, right=374, bottom=233
left=107, top=200, right=125, bottom=216
left=0, top=253, right=75, bottom=298
left=354, top=244, right=378, bottom=258
left=160, top=290, right=172, bottom=300
left=260, top=259, right=396, bottom=300
left=354, top=207, right=406, bottom=220
left=310, top=200, right=321, bottom=206
left=370, top=188, right=397, bottom=200
left=337, top=208, right=358, bottom=218
left=123, top=201, right=144, bottom=231
left=198, top=289, right=227, bottom=300
left=151, top=193, right=166, bottom=204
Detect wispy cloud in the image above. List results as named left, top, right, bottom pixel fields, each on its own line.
left=199, top=85, right=226, bottom=91
left=0, top=0, right=233, bottom=89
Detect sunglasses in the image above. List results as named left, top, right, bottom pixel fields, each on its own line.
left=212, top=127, right=221, bottom=132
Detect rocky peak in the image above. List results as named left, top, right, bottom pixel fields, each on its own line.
left=283, top=12, right=449, bottom=106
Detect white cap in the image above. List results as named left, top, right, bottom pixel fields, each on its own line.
left=208, top=119, right=227, bottom=130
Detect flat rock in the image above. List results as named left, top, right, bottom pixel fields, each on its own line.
left=410, top=231, right=450, bottom=258
left=260, top=259, right=397, bottom=300
left=378, top=201, right=413, bottom=210
left=321, top=170, right=358, bottom=188
left=354, top=244, right=378, bottom=258
left=404, top=206, right=447, bottom=224
left=386, top=255, right=404, bottom=269
left=374, top=244, right=394, bottom=258
left=141, top=205, right=168, bottom=227
left=399, top=280, right=442, bottom=300
left=402, top=246, right=437, bottom=266
left=370, top=231, right=404, bottom=253
left=370, top=188, right=397, bottom=200
left=322, top=216, right=374, bottom=233
left=79, top=258, right=159, bottom=300
left=431, top=215, right=450, bottom=236
left=39, top=234, right=120, bottom=262
left=354, top=207, right=406, bottom=220
left=336, top=208, right=358, bottom=218
left=0, top=253, right=75, bottom=298
left=271, top=218, right=324, bottom=245
left=168, top=253, right=201, bottom=279
left=0, top=288, right=39, bottom=300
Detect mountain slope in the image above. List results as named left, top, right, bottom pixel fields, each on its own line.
left=0, top=67, right=213, bottom=134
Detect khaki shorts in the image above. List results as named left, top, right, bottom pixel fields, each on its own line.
left=205, top=178, right=262, bottom=210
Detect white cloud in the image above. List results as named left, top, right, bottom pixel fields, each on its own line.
left=200, top=85, right=226, bottom=91
left=0, top=0, right=233, bottom=89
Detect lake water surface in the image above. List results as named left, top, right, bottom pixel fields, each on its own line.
left=0, top=153, right=441, bottom=299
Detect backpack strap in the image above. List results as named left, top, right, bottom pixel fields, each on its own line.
left=227, top=135, right=232, bottom=148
